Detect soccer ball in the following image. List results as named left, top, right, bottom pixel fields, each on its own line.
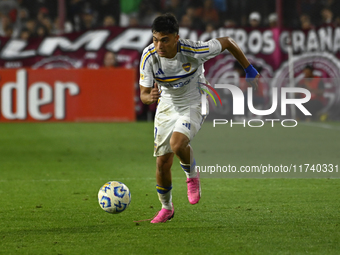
left=98, top=181, right=131, bottom=214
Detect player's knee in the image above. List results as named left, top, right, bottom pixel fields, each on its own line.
left=156, top=154, right=173, bottom=171
left=156, top=158, right=167, bottom=170
left=170, top=138, right=187, bottom=155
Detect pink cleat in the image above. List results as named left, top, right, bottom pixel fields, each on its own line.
left=186, top=172, right=201, bottom=204
left=150, top=206, right=175, bottom=223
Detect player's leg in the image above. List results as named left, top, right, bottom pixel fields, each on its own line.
left=170, top=130, right=200, bottom=205
left=156, top=152, right=174, bottom=210
left=170, top=102, right=208, bottom=205
left=151, top=153, right=175, bottom=223
left=170, top=131, right=190, bottom=163
left=151, top=102, right=177, bottom=223
left=170, top=132, right=197, bottom=177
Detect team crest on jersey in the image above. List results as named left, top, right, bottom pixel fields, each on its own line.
left=182, top=63, right=191, bottom=72
left=140, top=73, right=144, bottom=80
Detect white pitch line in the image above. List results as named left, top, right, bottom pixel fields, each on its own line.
left=0, top=177, right=185, bottom=182
left=300, top=122, right=340, bottom=131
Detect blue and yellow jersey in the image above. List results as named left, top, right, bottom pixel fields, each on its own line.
left=139, top=38, right=222, bottom=106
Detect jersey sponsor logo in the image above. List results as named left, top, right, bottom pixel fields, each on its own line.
left=182, top=63, right=191, bottom=72
left=164, top=76, right=194, bottom=89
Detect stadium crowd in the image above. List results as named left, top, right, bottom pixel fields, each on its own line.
left=0, top=0, right=340, bottom=39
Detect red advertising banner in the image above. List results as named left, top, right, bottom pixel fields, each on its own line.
left=0, top=68, right=136, bottom=122
left=1, top=26, right=339, bottom=70
left=1, top=26, right=340, bottom=119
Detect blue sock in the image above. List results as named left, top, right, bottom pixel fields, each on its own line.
left=180, top=159, right=197, bottom=178
left=156, top=185, right=172, bottom=194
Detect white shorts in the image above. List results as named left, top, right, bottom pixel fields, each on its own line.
left=153, top=100, right=208, bottom=157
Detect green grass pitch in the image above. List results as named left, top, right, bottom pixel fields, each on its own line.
left=0, top=122, right=339, bottom=255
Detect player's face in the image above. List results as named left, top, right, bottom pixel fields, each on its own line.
left=303, top=68, right=313, bottom=78
left=152, top=32, right=179, bottom=58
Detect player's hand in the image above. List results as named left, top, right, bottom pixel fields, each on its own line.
left=245, top=64, right=260, bottom=91
left=149, top=82, right=160, bottom=103
left=248, top=73, right=260, bottom=91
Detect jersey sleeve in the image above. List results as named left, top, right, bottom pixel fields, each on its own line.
left=139, top=47, right=154, bottom=88
left=179, top=38, right=222, bottom=64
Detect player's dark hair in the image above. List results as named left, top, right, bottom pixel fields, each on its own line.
left=304, top=64, right=314, bottom=71
left=152, top=13, right=179, bottom=35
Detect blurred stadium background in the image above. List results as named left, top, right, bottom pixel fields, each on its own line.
left=1, top=1, right=340, bottom=254
left=0, top=0, right=340, bottom=122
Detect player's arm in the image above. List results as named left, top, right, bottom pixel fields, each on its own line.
left=316, top=80, right=325, bottom=96
left=140, top=83, right=160, bottom=105
left=216, top=37, right=259, bottom=90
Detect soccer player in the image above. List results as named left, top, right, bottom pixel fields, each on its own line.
left=139, top=13, right=259, bottom=223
